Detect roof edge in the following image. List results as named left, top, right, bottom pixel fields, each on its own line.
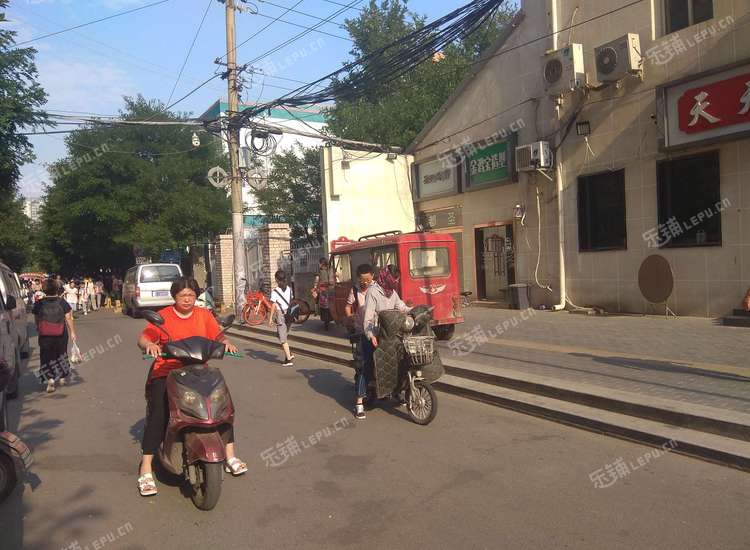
left=406, top=10, right=526, bottom=155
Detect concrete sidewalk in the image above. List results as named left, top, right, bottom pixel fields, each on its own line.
left=285, top=307, right=750, bottom=414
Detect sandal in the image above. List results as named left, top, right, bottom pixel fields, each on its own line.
left=138, top=472, right=158, bottom=496
left=225, top=457, right=248, bottom=476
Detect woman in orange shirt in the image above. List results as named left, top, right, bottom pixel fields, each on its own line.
left=136, top=277, right=246, bottom=497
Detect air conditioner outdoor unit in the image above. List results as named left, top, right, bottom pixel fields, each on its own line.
left=543, top=43, right=585, bottom=95
left=595, top=33, right=642, bottom=83
left=515, top=141, right=552, bottom=172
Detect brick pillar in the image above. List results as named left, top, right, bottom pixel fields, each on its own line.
left=259, top=223, right=291, bottom=291
left=213, top=233, right=234, bottom=309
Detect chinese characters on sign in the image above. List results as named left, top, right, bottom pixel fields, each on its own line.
left=418, top=207, right=461, bottom=231
left=678, top=72, right=750, bottom=134
left=468, top=141, right=509, bottom=186
left=417, top=157, right=457, bottom=197
left=664, top=63, right=750, bottom=148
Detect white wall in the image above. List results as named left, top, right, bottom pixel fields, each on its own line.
left=320, top=146, right=416, bottom=249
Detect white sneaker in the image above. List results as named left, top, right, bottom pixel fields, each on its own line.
left=355, top=403, right=366, bottom=419
left=45, top=379, right=56, bottom=393
left=59, top=377, right=66, bottom=386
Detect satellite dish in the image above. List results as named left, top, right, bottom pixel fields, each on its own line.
left=638, top=254, right=676, bottom=317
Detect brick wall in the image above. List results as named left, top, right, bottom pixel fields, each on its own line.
left=213, top=234, right=234, bottom=308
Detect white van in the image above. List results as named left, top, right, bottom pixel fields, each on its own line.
left=122, top=263, right=183, bottom=317
left=0, top=262, right=30, bottom=399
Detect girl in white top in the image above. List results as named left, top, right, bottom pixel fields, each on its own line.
left=63, top=281, right=78, bottom=310
left=268, top=270, right=295, bottom=367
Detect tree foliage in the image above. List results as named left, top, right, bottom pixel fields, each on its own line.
left=325, top=0, right=515, bottom=149
left=37, top=96, right=231, bottom=275
left=253, top=144, right=322, bottom=245
left=0, top=0, right=49, bottom=270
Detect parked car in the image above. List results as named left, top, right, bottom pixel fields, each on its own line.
left=122, top=263, right=183, bottom=317
left=0, top=262, right=31, bottom=399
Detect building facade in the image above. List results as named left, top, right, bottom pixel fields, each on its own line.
left=408, top=0, right=750, bottom=317
left=23, top=198, right=43, bottom=224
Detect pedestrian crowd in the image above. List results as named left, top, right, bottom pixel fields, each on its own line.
left=22, top=274, right=124, bottom=314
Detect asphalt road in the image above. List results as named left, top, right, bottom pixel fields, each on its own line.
left=1, top=310, right=749, bottom=550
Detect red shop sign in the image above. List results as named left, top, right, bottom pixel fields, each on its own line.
left=678, top=72, right=750, bottom=134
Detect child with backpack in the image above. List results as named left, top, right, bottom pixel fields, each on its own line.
left=32, top=279, right=77, bottom=393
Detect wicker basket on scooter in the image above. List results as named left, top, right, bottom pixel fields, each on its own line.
left=402, top=335, right=435, bottom=367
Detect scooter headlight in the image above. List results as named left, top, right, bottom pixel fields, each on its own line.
left=209, top=383, right=230, bottom=418
left=401, top=316, right=415, bottom=333
left=176, top=384, right=209, bottom=420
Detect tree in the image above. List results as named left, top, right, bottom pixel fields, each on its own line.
left=325, top=0, right=515, bottom=149
left=252, top=144, right=322, bottom=245
left=37, top=96, right=231, bottom=275
left=0, top=0, right=50, bottom=270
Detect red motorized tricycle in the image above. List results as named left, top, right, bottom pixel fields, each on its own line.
left=328, top=230, right=464, bottom=340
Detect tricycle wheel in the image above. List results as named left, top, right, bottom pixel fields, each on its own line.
left=0, top=453, right=18, bottom=503
left=191, top=461, right=222, bottom=511
left=433, top=324, right=455, bottom=341
left=406, top=381, right=437, bottom=425
left=242, top=299, right=267, bottom=326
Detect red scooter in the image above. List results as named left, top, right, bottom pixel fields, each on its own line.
left=142, top=310, right=239, bottom=511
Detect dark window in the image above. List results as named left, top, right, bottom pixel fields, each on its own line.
left=665, top=0, right=713, bottom=34
left=577, top=170, right=627, bottom=252
left=657, top=151, right=721, bottom=248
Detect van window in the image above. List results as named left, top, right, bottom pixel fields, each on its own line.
left=409, top=247, right=450, bottom=278
left=371, top=247, right=398, bottom=274
left=140, top=265, right=181, bottom=283
left=330, top=254, right=352, bottom=283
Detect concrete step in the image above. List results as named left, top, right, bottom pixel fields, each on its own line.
left=445, top=357, right=750, bottom=443
left=437, top=375, right=750, bottom=471
left=722, top=315, right=750, bottom=328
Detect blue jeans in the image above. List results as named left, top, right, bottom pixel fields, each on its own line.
left=355, top=334, right=375, bottom=399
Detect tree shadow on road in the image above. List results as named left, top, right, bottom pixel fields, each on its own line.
left=297, top=368, right=353, bottom=412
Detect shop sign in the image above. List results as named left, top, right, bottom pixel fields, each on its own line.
left=417, top=158, right=457, bottom=197
left=418, top=207, right=462, bottom=230
left=468, top=140, right=509, bottom=186
left=663, top=63, right=750, bottom=148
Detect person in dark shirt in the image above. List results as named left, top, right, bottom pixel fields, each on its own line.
left=32, top=279, right=77, bottom=393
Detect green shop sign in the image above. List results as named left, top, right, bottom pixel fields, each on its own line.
left=468, top=141, right=509, bottom=186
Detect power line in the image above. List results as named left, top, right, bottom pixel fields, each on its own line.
left=15, top=0, right=172, bottom=46
left=320, top=0, right=366, bottom=14
left=253, top=9, right=352, bottom=41
left=219, top=0, right=307, bottom=61
left=256, top=0, right=347, bottom=29
left=166, top=0, right=214, bottom=106
left=246, top=0, right=364, bottom=66
left=470, top=0, right=646, bottom=67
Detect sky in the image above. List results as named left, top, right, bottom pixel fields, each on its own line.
left=7, top=0, right=509, bottom=198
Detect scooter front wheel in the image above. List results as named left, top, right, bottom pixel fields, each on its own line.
left=191, top=461, right=223, bottom=511
left=406, top=381, right=438, bottom=425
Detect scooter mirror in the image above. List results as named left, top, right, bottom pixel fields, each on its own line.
left=142, top=309, right=165, bottom=326
left=220, top=314, right=236, bottom=327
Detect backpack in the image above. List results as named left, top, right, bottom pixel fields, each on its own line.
left=36, top=298, right=66, bottom=337
left=273, top=287, right=299, bottom=324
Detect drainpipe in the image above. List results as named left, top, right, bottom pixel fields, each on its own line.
left=549, top=0, right=568, bottom=311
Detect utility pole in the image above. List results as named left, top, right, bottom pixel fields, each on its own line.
left=224, top=0, right=246, bottom=315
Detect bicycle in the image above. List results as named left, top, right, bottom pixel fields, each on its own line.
left=241, top=284, right=312, bottom=326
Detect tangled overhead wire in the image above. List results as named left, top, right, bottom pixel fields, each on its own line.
left=230, top=0, right=507, bottom=125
